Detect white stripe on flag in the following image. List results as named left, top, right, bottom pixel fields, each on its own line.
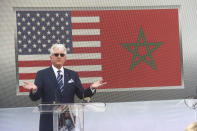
left=72, top=29, right=100, bottom=35
left=71, top=16, right=100, bottom=23
left=19, top=77, right=102, bottom=85
left=18, top=53, right=101, bottom=61
left=67, top=53, right=101, bottom=60
left=73, top=41, right=101, bottom=47
left=19, top=65, right=102, bottom=73
left=80, top=77, right=102, bottom=83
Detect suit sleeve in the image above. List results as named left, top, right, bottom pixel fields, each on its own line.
left=29, top=71, right=43, bottom=101
left=74, top=72, right=95, bottom=99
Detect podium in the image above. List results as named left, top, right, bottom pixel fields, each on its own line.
left=37, top=103, right=106, bottom=131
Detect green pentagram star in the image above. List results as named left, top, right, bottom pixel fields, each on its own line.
left=120, top=27, right=163, bottom=71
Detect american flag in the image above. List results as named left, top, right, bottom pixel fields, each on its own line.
left=16, top=11, right=102, bottom=95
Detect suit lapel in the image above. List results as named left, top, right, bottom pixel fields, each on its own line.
left=48, top=66, right=58, bottom=87
left=63, top=68, right=69, bottom=89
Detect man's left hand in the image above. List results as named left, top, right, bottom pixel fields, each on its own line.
left=90, top=80, right=107, bottom=89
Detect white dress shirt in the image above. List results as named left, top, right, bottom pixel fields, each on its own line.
left=52, top=65, right=64, bottom=85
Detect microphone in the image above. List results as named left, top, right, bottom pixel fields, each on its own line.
left=60, top=72, right=64, bottom=79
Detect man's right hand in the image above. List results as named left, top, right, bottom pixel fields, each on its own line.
left=23, top=81, right=38, bottom=92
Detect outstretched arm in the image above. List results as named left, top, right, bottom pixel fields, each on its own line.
left=23, top=81, right=37, bottom=91
left=90, top=80, right=107, bottom=89
left=23, top=71, right=43, bottom=101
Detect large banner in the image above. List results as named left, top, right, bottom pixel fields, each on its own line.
left=16, top=8, right=182, bottom=95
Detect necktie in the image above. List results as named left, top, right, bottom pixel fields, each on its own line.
left=57, top=70, right=64, bottom=92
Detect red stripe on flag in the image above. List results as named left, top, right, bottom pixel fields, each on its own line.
left=19, top=60, right=101, bottom=67
left=19, top=73, right=36, bottom=79
left=73, top=47, right=101, bottom=53
left=80, top=84, right=91, bottom=89
left=19, top=71, right=102, bottom=79
left=19, top=86, right=30, bottom=92
left=19, top=60, right=51, bottom=67
left=78, top=71, right=102, bottom=77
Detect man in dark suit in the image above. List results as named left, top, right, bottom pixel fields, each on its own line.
left=24, top=44, right=106, bottom=131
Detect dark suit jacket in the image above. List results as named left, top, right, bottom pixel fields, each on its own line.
left=29, top=66, right=95, bottom=131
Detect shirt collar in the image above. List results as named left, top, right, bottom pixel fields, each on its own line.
left=52, top=65, right=64, bottom=74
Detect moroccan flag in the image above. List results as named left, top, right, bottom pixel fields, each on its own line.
left=99, top=9, right=181, bottom=89
left=16, top=9, right=181, bottom=94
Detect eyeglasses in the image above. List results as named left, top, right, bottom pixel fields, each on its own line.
left=53, top=53, right=65, bottom=57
